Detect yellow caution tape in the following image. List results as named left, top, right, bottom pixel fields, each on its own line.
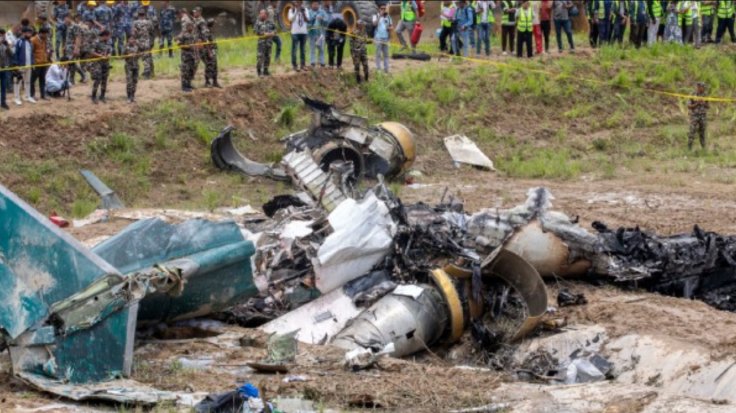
left=2, top=27, right=733, bottom=104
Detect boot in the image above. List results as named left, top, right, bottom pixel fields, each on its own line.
left=212, top=75, right=222, bottom=88
left=355, top=73, right=361, bottom=84
left=181, top=80, right=189, bottom=92
left=263, top=69, right=270, bottom=76
left=91, top=89, right=98, bottom=104
left=204, top=79, right=212, bottom=88
left=257, top=66, right=262, bottom=77
left=99, top=89, right=106, bottom=103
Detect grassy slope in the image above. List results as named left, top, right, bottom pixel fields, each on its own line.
left=2, top=40, right=735, bottom=217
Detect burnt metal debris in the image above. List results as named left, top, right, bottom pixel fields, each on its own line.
left=7, top=117, right=736, bottom=405
left=210, top=97, right=416, bottom=187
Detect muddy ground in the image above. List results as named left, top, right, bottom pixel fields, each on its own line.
left=3, top=49, right=736, bottom=412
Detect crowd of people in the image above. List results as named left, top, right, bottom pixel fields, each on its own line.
left=0, top=1, right=731, bottom=112
left=0, top=0, right=218, bottom=109
left=439, top=0, right=736, bottom=58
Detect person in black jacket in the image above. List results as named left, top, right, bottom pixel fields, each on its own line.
left=326, top=13, right=347, bottom=69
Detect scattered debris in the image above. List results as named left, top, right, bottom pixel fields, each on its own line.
left=211, top=97, right=416, bottom=187
left=79, top=169, right=125, bottom=210
left=444, top=135, right=496, bottom=170
left=557, top=288, right=588, bottom=307
left=48, top=212, right=69, bottom=228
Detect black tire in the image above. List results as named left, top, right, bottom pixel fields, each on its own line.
left=244, top=1, right=262, bottom=27
left=338, top=1, right=379, bottom=32
left=274, top=0, right=295, bottom=32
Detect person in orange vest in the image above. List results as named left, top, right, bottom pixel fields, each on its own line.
left=516, top=0, right=534, bottom=57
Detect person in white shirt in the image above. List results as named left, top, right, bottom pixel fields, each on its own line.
left=288, top=0, right=310, bottom=72
left=45, top=58, right=70, bottom=97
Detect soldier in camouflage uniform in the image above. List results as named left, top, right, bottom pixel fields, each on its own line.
left=94, top=1, right=114, bottom=31
left=52, top=0, right=70, bottom=59
left=89, top=29, right=112, bottom=103
left=159, top=0, right=176, bottom=57
left=132, top=8, right=154, bottom=78
left=203, top=19, right=221, bottom=88
left=124, top=36, right=139, bottom=103
left=65, top=14, right=87, bottom=84
left=177, top=12, right=197, bottom=92
left=687, top=82, right=710, bottom=151
left=255, top=10, right=276, bottom=77
left=350, top=20, right=369, bottom=83
left=80, top=16, right=99, bottom=78
left=193, top=7, right=208, bottom=82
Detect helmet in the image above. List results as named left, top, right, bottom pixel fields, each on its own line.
left=87, top=0, right=97, bottom=6
left=106, top=0, right=115, bottom=4
left=141, top=0, right=150, bottom=5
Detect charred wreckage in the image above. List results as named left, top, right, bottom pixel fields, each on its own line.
left=3, top=98, right=736, bottom=405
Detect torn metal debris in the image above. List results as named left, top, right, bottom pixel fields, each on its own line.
left=211, top=97, right=416, bottom=186
left=0, top=184, right=256, bottom=403
left=444, top=134, right=496, bottom=171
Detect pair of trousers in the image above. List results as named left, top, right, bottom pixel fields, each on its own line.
left=0, top=71, right=9, bottom=105
left=716, top=17, right=736, bottom=43
left=375, top=41, right=389, bottom=72
left=554, top=19, right=574, bottom=51
left=598, top=19, right=611, bottom=43
left=396, top=19, right=415, bottom=48
left=31, top=67, right=48, bottom=98
left=14, top=69, right=31, bottom=100
left=291, top=33, right=307, bottom=68
left=273, top=35, right=282, bottom=60
left=309, top=34, right=325, bottom=66
left=701, top=15, right=714, bottom=42
left=588, top=18, right=599, bottom=47
left=460, top=29, right=470, bottom=57
left=327, top=37, right=345, bottom=68
left=476, top=22, right=491, bottom=55
left=533, top=24, right=542, bottom=54
left=517, top=30, right=532, bottom=58
left=541, top=20, right=551, bottom=50
left=502, top=25, right=515, bottom=52
left=647, top=17, right=659, bottom=45
left=439, top=26, right=453, bottom=52
left=46, top=79, right=69, bottom=94
left=630, top=22, right=647, bottom=48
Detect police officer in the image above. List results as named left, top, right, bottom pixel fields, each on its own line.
left=52, top=0, right=70, bottom=59
left=159, top=0, right=176, bottom=57
left=687, top=82, right=710, bottom=151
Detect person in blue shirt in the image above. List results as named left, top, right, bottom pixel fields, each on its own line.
left=372, top=3, right=392, bottom=73
left=455, top=1, right=474, bottom=57
left=307, top=1, right=327, bottom=67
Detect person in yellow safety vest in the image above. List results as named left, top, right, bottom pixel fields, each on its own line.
left=439, top=1, right=457, bottom=53
left=475, top=1, right=495, bottom=56
left=700, top=1, right=716, bottom=43
left=647, top=0, right=664, bottom=45
left=629, top=0, right=648, bottom=49
left=516, top=0, right=533, bottom=58
left=396, top=0, right=418, bottom=53
left=501, top=0, right=517, bottom=55
left=610, top=0, right=628, bottom=45
left=715, top=0, right=736, bottom=43
left=677, top=0, right=696, bottom=44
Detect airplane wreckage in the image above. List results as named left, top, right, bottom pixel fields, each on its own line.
left=3, top=99, right=736, bottom=405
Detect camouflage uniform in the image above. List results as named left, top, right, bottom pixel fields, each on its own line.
left=203, top=22, right=219, bottom=87
left=132, top=15, right=154, bottom=78
left=688, top=89, right=710, bottom=150
left=159, top=5, right=177, bottom=57
left=177, top=26, right=196, bottom=90
left=194, top=15, right=208, bottom=77
left=254, top=20, right=276, bottom=76
left=53, top=3, right=70, bottom=59
left=80, top=22, right=98, bottom=74
left=64, top=21, right=87, bottom=83
left=350, top=24, right=369, bottom=83
left=94, top=4, right=114, bottom=30
left=112, top=2, right=129, bottom=55
left=90, top=37, right=112, bottom=101
left=124, top=42, right=140, bottom=101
